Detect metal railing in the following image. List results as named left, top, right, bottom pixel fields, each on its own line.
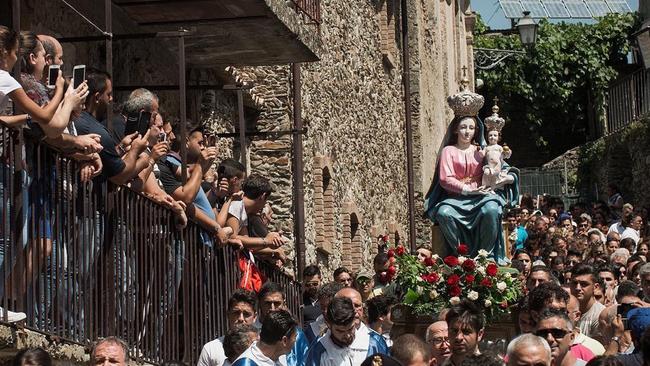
left=0, top=125, right=302, bottom=365
left=606, top=67, right=650, bottom=134
left=290, top=0, right=321, bottom=24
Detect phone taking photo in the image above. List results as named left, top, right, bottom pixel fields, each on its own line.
left=124, top=111, right=152, bottom=137
left=73, top=65, right=86, bottom=89
left=47, top=65, right=60, bottom=89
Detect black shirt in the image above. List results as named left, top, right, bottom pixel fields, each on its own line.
left=101, top=114, right=126, bottom=144
left=74, top=111, right=125, bottom=181
left=157, top=154, right=183, bottom=196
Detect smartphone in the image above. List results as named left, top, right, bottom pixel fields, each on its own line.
left=73, top=65, right=86, bottom=89
left=47, top=65, right=60, bottom=88
left=206, top=134, right=217, bottom=147
left=159, top=132, right=167, bottom=142
left=124, top=111, right=152, bottom=137
left=618, top=303, right=634, bottom=329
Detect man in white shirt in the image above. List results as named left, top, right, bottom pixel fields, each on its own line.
left=197, top=290, right=258, bottom=366
left=305, top=297, right=389, bottom=366
left=233, top=310, right=298, bottom=366
left=570, top=264, right=606, bottom=341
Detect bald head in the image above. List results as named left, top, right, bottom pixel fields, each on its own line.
left=426, top=321, right=450, bottom=365
left=335, top=288, right=363, bottom=326
left=37, top=34, right=63, bottom=68
left=506, top=334, right=551, bottom=366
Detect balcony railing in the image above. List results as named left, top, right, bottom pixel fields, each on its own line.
left=606, top=68, right=650, bottom=134
left=290, top=0, right=321, bottom=25
left=0, top=125, right=301, bottom=365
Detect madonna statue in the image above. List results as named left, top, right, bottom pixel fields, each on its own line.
left=424, top=78, right=519, bottom=264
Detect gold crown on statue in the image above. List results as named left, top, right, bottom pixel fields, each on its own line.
left=447, top=67, right=485, bottom=118
left=484, top=96, right=506, bottom=132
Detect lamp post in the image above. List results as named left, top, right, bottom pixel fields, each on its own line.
left=516, top=11, right=538, bottom=46
left=474, top=11, right=538, bottom=70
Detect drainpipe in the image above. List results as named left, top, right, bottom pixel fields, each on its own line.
left=401, top=0, right=417, bottom=252
left=291, top=63, right=306, bottom=281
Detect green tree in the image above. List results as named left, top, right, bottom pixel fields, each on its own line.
left=474, top=13, right=639, bottom=166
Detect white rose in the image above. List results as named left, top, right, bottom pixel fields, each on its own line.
left=497, top=281, right=507, bottom=292
left=504, top=272, right=512, bottom=279
left=458, top=256, right=466, bottom=264
left=478, top=249, right=488, bottom=258
left=477, top=266, right=486, bottom=275
left=450, top=297, right=461, bottom=305
left=430, top=290, right=438, bottom=299
left=468, top=291, right=479, bottom=301
left=432, top=254, right=440, bottom=261
left=484, top=299, right=492, bottom=307
left=417, top=286, right=424, bottom=295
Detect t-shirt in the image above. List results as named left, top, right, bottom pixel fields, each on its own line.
left=579, top=301, right=606, bottom=339
left=101, top=114, right=126, bottom=145
left=0, top=70, right=21, bottom=113
left=197, top=336, right=228, bottom=366
left=74, top=111, right=125, bottom=180
left=574, top=332, right=605, bottom=356
left=228, top=200, right=248, bottom=233
left=233, top=342, right=282, bottom=366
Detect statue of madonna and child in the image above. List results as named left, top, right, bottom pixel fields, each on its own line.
left=424, top=77, right=520, bottom=265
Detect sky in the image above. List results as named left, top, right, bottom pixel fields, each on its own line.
left=472, top=0, right=639, bottom=30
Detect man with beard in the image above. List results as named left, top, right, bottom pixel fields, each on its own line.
left=534, top=309, right=586, bottom=366
left=334, top=287, right=389, bottom=354
left=304, top=297, right=389, bottom=366
left=445, top=301, right=484, bottom=366
left=304, top=282, right=344, bottom=344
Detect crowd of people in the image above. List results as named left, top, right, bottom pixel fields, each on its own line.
left=4, top=20, right=650, bottom=366
left=0, top=26, right=288, bottom=322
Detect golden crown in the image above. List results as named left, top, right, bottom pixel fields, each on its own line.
left=447, top=71, right=484, bottom=118
left=484, top=97, right=505, bottom=132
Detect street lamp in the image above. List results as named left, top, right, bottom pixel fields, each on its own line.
left=516, top=11, right=538, bottom=46
left=474, top=11, right=538, bottom=70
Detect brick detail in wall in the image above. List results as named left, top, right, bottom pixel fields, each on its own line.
left=314, top=155, right=335, bottom=255
left=342, top=201, right=364, bottom=273
left=378, top=0, right=397, bottom=68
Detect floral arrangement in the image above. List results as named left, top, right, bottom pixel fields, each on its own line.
left=385, top=239, right=523, bottom=319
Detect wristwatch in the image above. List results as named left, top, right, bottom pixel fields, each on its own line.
left=612, top=336, right=621, bottom=343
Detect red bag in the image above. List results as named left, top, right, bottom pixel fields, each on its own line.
left=238, top=251, right=265, bottom=292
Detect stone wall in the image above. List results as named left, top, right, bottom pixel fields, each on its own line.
left=408, top=0, right=476, bottom=248
left=541, top=118, right=650, bottom=208
left=208, top=0, right=478, bottom=276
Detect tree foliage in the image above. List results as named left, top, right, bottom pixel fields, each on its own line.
left=474, top=14, right=639, bottom=166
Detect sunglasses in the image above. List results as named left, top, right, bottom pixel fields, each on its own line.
left=535, top=328, right=568, bottom=340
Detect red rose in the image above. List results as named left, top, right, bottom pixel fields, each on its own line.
left=486, top=263, right=498, bottom=277
left=447, top=274, right=460, bottom=286
left=396, top=245, right=406, bottom=256
left=424, top=257, right=435, bottom=267
left=462, top=259, right=476, bottom=272
left=389, top=256, right=396, bottom=264
left=449, top=285, right=462, bottom=297
left=457, top=244, right=469, bottom=255
left=480, top=278, right=492, bottom=287
left=379, top=272, right=390, bottom=284
left=444, top=256, right=459, bottom=267
left=387, top=249, right=395, bottom=258
left=422, top=273, right=438, bottom=283
left=387, top=266, right=397, bottom=276
left=465, top=274, right=475, bottom=283
left=382, top=235, right=389, bottom=243
left=500, top=301, right=508, bottom=309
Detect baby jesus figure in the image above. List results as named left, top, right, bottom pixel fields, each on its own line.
left=481, top=99, right=511, bottom=193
